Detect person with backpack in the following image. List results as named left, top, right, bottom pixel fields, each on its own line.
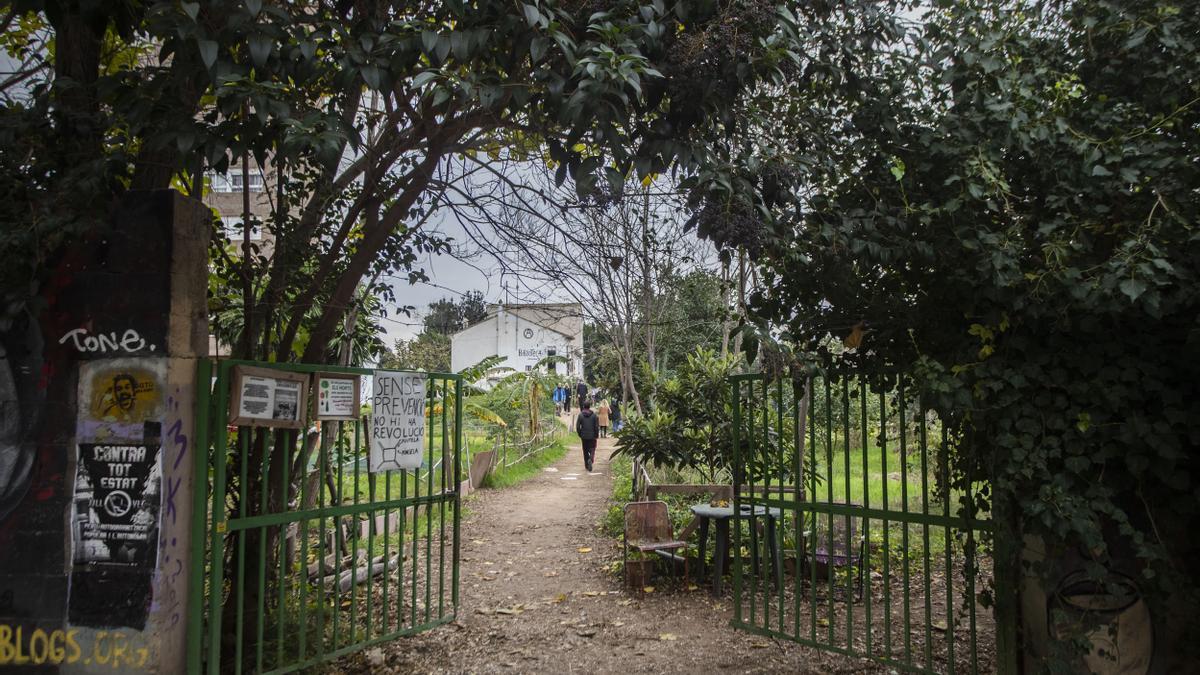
left=552, top=385, right=565, bottom=415
left=610, top=397, right=622, bottom=432
left=575, top=399, right=600, bottom=472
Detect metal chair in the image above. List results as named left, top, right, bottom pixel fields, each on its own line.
left=623, top=500, right=688, bottom=589
left=811, top=503, right=866, bottom=601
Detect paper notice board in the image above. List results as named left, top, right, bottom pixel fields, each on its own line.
left=369, top=371, right=427, bottom=472
left=228, top=365, right=307, bottom=429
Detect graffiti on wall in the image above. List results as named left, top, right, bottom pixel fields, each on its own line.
left=58, top=327, right=157, bottom=354
left=0, top=624, right=152, bottom=668
left=0, top=318, right=44, bottom=523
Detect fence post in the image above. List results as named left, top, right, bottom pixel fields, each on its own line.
left=993, top=486, right=1022, bottom=673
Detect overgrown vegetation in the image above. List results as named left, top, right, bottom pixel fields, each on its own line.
left=710, top=0, right=1200, bottom=663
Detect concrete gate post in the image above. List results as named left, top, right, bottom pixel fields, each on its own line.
left=0, top=190, right=208, bottom=673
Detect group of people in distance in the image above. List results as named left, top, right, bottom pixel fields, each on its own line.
left=552, top=381, right=622, bottom=473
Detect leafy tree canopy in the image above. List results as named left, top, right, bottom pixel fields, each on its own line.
left=1, top=0, right=809, bottom=366
left=717, top=0, right=1199, bottom=650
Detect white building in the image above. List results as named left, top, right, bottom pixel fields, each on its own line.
left=450, top=303, right=584, bottom=380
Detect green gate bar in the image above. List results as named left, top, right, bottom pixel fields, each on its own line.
left=729, top=368, right=1001, bottom=674
left=186, top=360, right=462, bottom=674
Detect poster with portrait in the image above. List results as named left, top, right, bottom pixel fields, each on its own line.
left=369, top=371, right=427, bottom=472
left=228, top=365, right=308, bottom=428
left=72, top=443, right=162, bottom=568
left=77, top=358, right=167, bottom=441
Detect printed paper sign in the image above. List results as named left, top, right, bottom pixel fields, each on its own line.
left=237, top=375, right=301, bottom=423
left=315, top=375, right=359, bottom=420
left=72, top=443, right=162, bottom=568
left=369, top=371, right=427, bottom=472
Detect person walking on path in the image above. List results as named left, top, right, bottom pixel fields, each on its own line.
left=552, top=385, right=564, bottom=415
left=596, top=400, right=611, bottom=438
left=575, top=399, right=600, bottom=472
left=563, top=387, right=571, bottom=413
left=611, top=398, right=622, bottom=432
left=576, top=380, right=588, bottom=407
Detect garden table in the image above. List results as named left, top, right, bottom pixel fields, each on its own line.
left=690, top=503, right=782, bottom=596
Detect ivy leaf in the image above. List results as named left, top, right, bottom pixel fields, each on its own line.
left=422, top=30, right=439, bottom=56
left=1119, top=278, right=1147, bottom=302
left=530, top=36, right=549, bottom=64
left=248, top=34, right=272, bottom=68
left=197, top=39, right=218, bottom=69
left=523, top=4, right=541, bottom=28
left=411, top=70, right=437, bottom=89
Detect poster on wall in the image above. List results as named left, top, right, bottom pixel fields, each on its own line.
left=72, top=443, right=162, bottom=568
left=228, top=365, right=308, bottom=428
left=313, top=373, right=361, bottom=421
left=369, top=371, right=427, bottom=472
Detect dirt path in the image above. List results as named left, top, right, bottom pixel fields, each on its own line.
left=335, top=429, right=879, bottom=674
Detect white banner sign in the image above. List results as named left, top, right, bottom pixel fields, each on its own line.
left=369, top=371, right=427, bottom=472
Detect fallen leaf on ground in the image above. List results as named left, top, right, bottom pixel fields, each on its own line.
left=577, top=629, right=596, bottom=638
left=611, top=620, right=625, bottom=627
left=618, top=599, right=634, bottom=606
left=544, top=571, right=558, bottom=577
left=474, top=608, right=493, bottom=615
left=750, top=642, right=768, bottom=649
left=642, top=586, right=655, bottom=593
left=659, top=633, right=678, bottom=641
left=577, top=547, right=592, bottom=553
left=582, top=591, right=601, bottom=597
left=552, top=593, right=567, bottom=603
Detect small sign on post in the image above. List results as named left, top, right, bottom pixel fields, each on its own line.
left=313, top=373, right=361, bottom=421
left=369, top=371, right=427, bottom=472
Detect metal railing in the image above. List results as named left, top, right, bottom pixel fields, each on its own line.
left=187, top=361, right=462, bottom=674
left=729, top=370, right=1001, bottom=674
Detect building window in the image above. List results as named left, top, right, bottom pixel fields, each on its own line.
left=209, top=170, right=264, bottom=193
left=546, top=349, right=557, bottom=373
left=221, top=216, right=262, bottom=241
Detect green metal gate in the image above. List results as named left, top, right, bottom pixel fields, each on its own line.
left=186, top=360, right=462, bottom=674
left=729, top=370, right=1004, bottom=673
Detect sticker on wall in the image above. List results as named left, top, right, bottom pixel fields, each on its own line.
left=369, top=371, right=427, bottom=472
left=78, top=359, right=166, bottom=426
left=228, top=365, right=308, bottom=428
left=72, top=443, right=162, bottom=568
left=313, top=373, right=361, bottom=421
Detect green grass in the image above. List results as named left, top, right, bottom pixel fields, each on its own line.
left=482, top=436, right=568, bottom=488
